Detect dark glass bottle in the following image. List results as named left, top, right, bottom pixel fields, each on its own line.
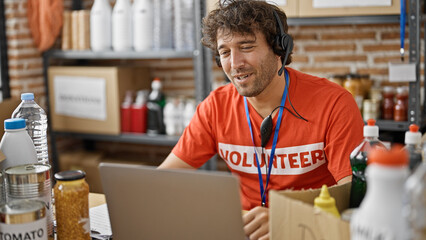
left=349, top=119, right=387, bottom=208
left=147, top=77, right=166, bottom=135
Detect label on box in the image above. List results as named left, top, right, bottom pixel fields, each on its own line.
left=54, top=75, right=106, bottom=120
left=313, top=0, right=391, bottom=8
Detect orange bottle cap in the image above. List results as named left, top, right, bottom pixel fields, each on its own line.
left=409, top=124, right=419, bottom=132
left=367, top=119, right=376, bottom=126
left=368, top=145, right=408, bottom=166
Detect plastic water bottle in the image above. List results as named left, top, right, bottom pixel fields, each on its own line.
left=112, top=0, right=133, bottom=51
left=147, top=78, right=166, bottom=135
left=133, top=0, right=153, bottom=51
left=404, top=124, right=423, bottom=172
left=11, top=93, right=49, bottom=165
left=349, top=119, right=386, bottom=208
left=0, top=118, right=38, bottom=170
left=403, top=162, right=426, bottom=240
left=350, top=146, right=409, bottom=240
left=183, top=98, right=196, bottom=127
left=90, top=0, right=112, bottom=51
left=153, top=0, right=173, bottom=50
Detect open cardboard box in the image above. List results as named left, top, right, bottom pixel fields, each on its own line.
left=270, top=182, right=351, bottom=240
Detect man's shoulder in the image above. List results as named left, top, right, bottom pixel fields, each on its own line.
left=207, top=83, right=239, bottom=100
left=290, top=68, right=349, bottom=96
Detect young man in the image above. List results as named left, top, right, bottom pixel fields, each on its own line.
left=159, top=0, right=364, bottom=239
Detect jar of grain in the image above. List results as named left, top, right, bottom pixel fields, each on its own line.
left=53, top=170, right=90, bottom=240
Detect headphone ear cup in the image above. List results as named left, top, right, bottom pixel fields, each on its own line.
left=215, top=56, right=222, bottom=68
left=215, top=55, right=222, bottom=68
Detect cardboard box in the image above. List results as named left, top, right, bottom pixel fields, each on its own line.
left=299, top=0, right=400, bottom=17
left=206, top=0, right=298, bottom=17
left=48, top=66, right=150, bottom=135
left=270, top=182, right=351, bottom=240
left=0, top=98, right=21, bottom=136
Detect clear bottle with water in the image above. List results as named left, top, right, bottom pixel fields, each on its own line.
left=11, top=93, right=49, bottom=165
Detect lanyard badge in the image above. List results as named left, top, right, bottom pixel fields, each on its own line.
left=243, top=69, right=289, bottom=206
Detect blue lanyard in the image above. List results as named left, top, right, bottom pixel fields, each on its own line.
left=243, top=70, right=289, bottom=206
left=400, top=0, right=406, bottom=60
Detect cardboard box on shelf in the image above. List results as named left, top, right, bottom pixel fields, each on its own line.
left=299, top=0, right=400, bottom=17
left=0, top=98, right=21, bottom=136
left=48, top=66, right=150, bottom=135
left=270, top=182, right=351, bottom=240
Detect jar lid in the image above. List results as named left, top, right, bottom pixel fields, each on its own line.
left=54, top=170, right=86, bottom=181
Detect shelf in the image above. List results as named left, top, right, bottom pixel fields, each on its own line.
left=44, top=49, right=194, bottom=60
left=54, top=132, right=180, bottom=146
left=287, top=15, right=400, bottom=26
left=375, top=120, right=410, bottom=132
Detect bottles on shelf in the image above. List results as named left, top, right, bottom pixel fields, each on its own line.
left=133, top=0, right=153, bottom=51
left=11, top=93, right=49, bottom=165
left=349, top=119, right=386, bottom=208
left=147, top=78, right=166, bottom=135
left=120, top=90, right=133, bottom=133
left=131, top=90, right=148, bottom=133
left=90, top=0, right=112, bottom=51
left=112, top=0, right=133, bottom=51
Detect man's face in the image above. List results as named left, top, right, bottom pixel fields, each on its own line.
left=217, top=30, right=279, bottom=97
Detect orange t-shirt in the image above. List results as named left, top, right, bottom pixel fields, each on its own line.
left=172, top=68, right=364, bottom=210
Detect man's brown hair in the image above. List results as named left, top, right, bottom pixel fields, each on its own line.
left=201, top=0, right=292, bottom=65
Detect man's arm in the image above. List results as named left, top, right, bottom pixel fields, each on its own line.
left=158, top=152, right=196, bottom=170
left=337, top=175, right=352, bottom=185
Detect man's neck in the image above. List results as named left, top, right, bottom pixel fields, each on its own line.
left=246, top=73, right=287, bottom=119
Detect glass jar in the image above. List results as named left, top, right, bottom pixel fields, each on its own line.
left=394, top=86, right=408, bottom=121
left=343, top=74, right=363, bottom=109
left=54, top=170, right=90, bottom=240
left=381, top=86, right=395, bottom=120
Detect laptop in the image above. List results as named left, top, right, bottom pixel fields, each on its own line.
left=99, top=162, right=246, bottom=240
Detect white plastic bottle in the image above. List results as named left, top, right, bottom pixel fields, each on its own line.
left=112, top=0, right=133, bottom=51
left=90, top=0, right=112, bottom=51
left=133, top=0, right=153, bottom=51
left=183, top=98, right=195, bottom=128
left=403, top=162, right=426, bottom=240
left=0, top=119, right=38, bottom=171
left=11, top=93, right=48, bottom=165
left=350, top=146, right=409, bottom=240
left=404, top=124, right=423, bottom=172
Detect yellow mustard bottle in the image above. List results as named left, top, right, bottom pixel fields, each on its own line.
left=53, top=170, right=91, bottom=240
left=314, top=184, right=340, bottom=218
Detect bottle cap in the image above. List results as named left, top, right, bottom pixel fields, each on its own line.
left=405, top=124, right=421, bottom=145
left=54, top=170, right=86, bottom=181
left=152, top=78, right=162, bottom=90
left=21, top=93, right=34, bottom=100
left=4, top=118, right=26, bottom=130
left=364, top=119, right=379, bottom=137
left=368, top=145, right=408, bottom=166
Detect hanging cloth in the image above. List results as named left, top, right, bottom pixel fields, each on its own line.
left=27, top=0, right=63, bottom=52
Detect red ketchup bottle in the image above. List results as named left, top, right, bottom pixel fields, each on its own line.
left=120, top=91, right=132, bottom=133
left=131, top=90, right=148, bottom=133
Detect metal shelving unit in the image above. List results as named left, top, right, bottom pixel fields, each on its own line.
left=43, top=0, right=210, bottom=173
